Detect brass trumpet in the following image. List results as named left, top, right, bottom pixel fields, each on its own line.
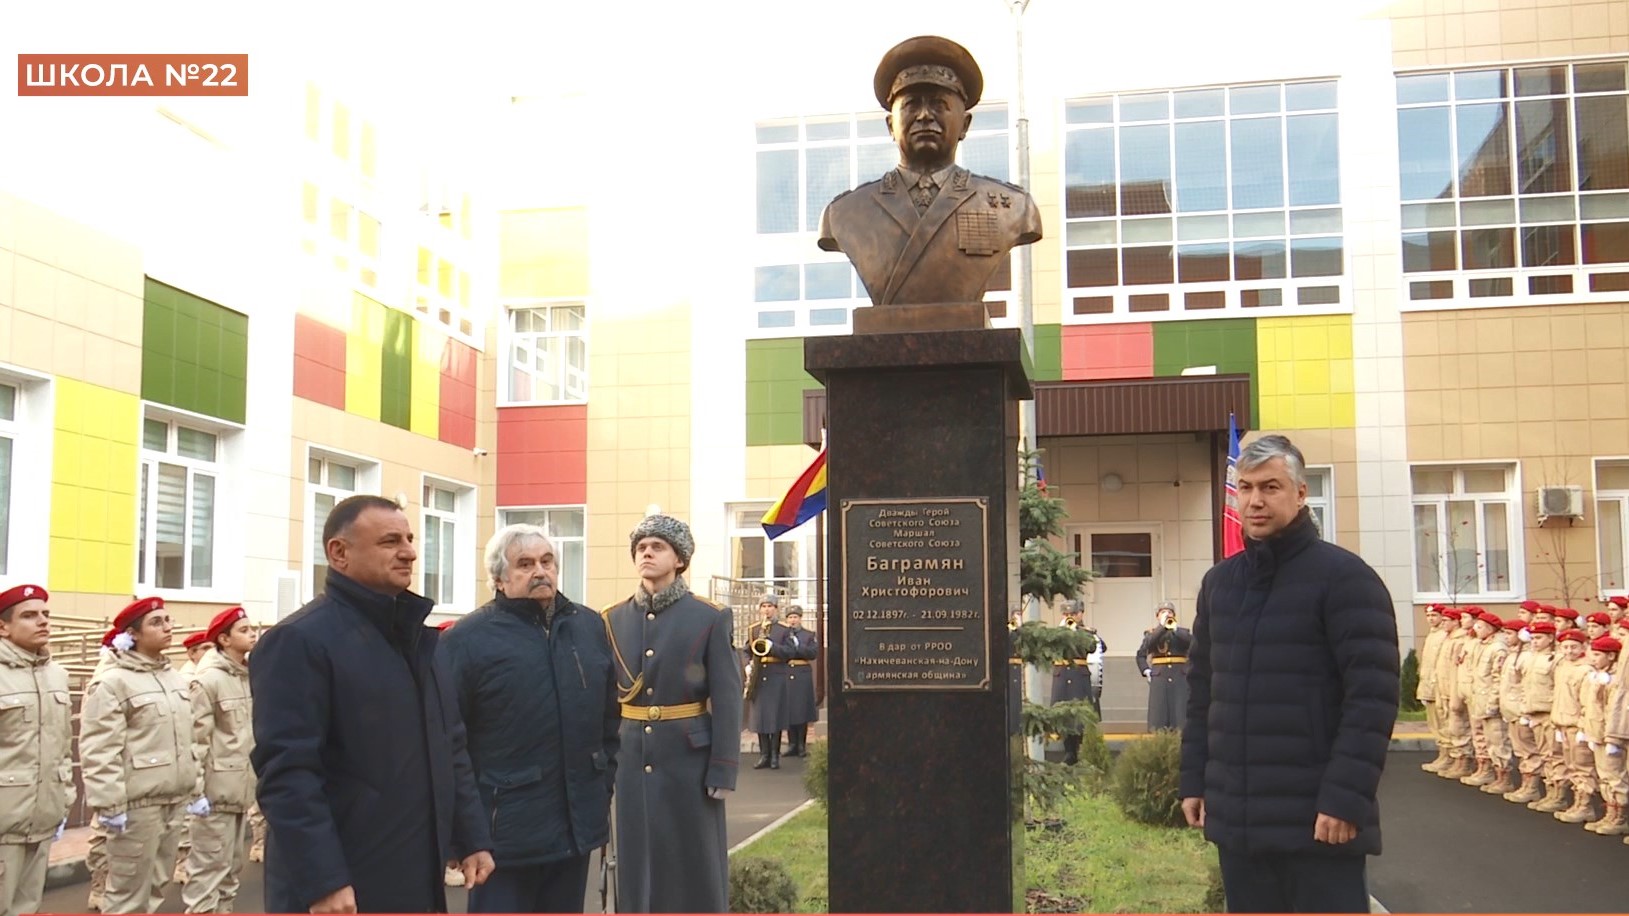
left=751, top=637, right=774, bottom=658
left=744, top=631, right=774, bottom=701
left=1063, top=617, right=1080, bottom=630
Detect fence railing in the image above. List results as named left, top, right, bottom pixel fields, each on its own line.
left=709, top=576, right=828, bottom=649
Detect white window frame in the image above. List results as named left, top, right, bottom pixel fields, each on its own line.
left=137, top=406, right=242, bottom=600
left=420, top=475, right=476, bottom=612
left=1305, top=465, right=1335, bottom=541
left=1595, top=457, right=1629, bottom=600
left=1394, top=59, right=1629, bottom=313
left=303, top=446, right=382, bottom=601
left=498, top=506, right=587, bottom=602
left=299, top=182, right=383, bottom=295
left=499, top=300, right=589, bottom=405
left=749, top=105, right=1014, bottom=336
left=1409, top=461, right=1525, bottom=602
left=1060, top=79, right=1351, bottom=324
left=725, top=501, right=820, bottom=609
left=0, top=367, right=52, bottom=581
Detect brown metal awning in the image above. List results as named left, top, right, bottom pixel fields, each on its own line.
left=802, top=374, right=1251, bottom=446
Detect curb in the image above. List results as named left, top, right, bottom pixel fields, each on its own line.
left=728, top=798, right=817, bottom=857
left=1370, top=894, right=1389, bottom=913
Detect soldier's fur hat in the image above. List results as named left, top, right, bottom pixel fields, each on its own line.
left=630, top=514, right=694, bottom=572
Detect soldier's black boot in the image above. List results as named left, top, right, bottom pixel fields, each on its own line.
left=753, top=734, right=773, bottom=769
left=1063, top=733, right=1082, bottom=766
left=796, top=724, right=809, bottom=755
left=770, top=734, right=782, bottom=769
left=786, top=726, right=803, bottom=756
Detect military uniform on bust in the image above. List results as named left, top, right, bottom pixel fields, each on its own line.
left=0, top=585, right=75, bottom=916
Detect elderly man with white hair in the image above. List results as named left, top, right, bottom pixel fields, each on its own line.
left=436, top=524, right=621, bottom=914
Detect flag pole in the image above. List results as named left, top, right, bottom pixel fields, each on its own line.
left=815, top=504, right=826, bottom=708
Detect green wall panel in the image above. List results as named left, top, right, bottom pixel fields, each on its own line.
left=141, top=278, right=248, bottom=423
left=380, top=308, right=414, bottom=431
left=1152, top=318, right=1259, bottom=426
left=746, top=338, right=819, bottom=447
left=1033, top=323, right=1062, bottom=382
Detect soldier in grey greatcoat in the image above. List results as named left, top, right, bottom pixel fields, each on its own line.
left=1137, top=601, right=1195, bottom=732
left=780, top=607, right=820, bottom=757
left=604, top=514, right=742, bottom=913
left=744, top=596, right=787, bottom=769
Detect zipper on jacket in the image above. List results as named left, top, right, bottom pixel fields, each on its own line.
left=490, top=786, right=501, bottom=836
left=573, top=649, right=588, bottom=690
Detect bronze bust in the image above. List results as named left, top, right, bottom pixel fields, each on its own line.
left=818, top=36, right=1041, bottom=309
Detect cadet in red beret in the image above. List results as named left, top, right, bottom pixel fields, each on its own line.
left=1585, top=612, right=1612, bottom=640
left=1555, top=607, right=1581, bottom=623
left=1607, top=595, right=1629, bottom=625
left=0, top=584, right=74, bottom=916
left=181, top=606, right=258, bottom=913
left=1488, top=617, right=1527, bottom=795
left=1419, top=604, right=1454, bottom=773
left=172, top=628, right=215, bottom=885
left=1462, top=611, right=1511, bottom=790
left=80, top=596, right=204, bottom=913
left=1574, top=636, right=1625, bottom=833
left=1435, top=608, right=1475, bottom=779
left=1510, top=620, right=1560, bottom=805
left=1547, top=627, right=1594, bottom=820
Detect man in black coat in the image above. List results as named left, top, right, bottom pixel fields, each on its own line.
left=251, top=496, right=493, bottom=914
left=1179, top=436, right=1399, bottom=914
left=438, top=524, right=621, bottom=913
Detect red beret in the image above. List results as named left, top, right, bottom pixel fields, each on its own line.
left=205, top=606, right=248, bottom=644
left=103, top=596, right=164, bottom=648
left=1500, top=617, right=1523, bottom=631
left=1519, top=600, right=1541, bottom=612
left=0, top=584, right=47, bottom=613
left=1441, top=608, right=1463, bottom=620
left=1464, top=606, right=1484, bottom=615
left=1539, top=604, right=1559, bottom=613
left=1559, top=628, right=1588, bottom=643
left=1587, top=611, right=1612, bottom=626
left=1555, top=607, right=1580, bottom=620
left=1592, top=636, right=1623, bottom=654
left=1530, top=621, right=1557, bottom=635
left=437, top=620, right=456, bottom=631
left=1609, top=596, right=1629, bottom=609
left=1477, top=611, right=1503, bottom=627
left=182, top=631, right=210, bottom=649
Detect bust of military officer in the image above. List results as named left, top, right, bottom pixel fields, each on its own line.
left=818, top=35, right=1041, bottom=310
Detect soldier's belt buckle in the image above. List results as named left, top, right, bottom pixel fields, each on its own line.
left=647, top=705, right=663, bottom=721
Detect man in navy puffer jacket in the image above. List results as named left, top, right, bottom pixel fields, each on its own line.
left=1180, top=435, right=1399, bottom=913
left=440, top=524, right=621, bottom=913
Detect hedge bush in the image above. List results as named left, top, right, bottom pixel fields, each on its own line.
left=1110, top=728, right=1186, bottom=827
left=1400, top=648, right=1423, bottom=711
left=728, top=857, right=799, bottom=913
left=803, top=738, right=829, bottom=810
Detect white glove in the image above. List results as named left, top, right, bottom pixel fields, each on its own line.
left=54, top=818, right=65, bottom=842
left=1143, top=669, right=1152, bottom=679
left=1557, top=729, right=1566, bottom=743
left=1609, top=744, right=1623, bottom=757
left=1520, top=717, right=1530, bottom=726
left=187, top=797, right=211, bottom=817
left=1578, top=731, right=1591, bottom=745
left=707, top=786, right=733, bottom=799
left=101, top=812, right=128, bottom=834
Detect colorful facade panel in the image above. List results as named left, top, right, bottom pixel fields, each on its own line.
left=293, top=312, right=347, bottom=409
left=49, top=378, right=138, bottom=595
left=1061, top=324, right=1154, bottom=380
left=438, top=339, right=478, bottom=449
left=746, top=338, right=818, bottom=447
left=1256, top=315, right=1356, bottom=430
left=1152, top=318, right=1260, bottom=425
left=141, top=279, right=248, bottom=423
left=496, top=404, right=587, bottom=505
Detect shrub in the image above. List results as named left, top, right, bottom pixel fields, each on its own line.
left=1110, top=729, right=1185, bottom=827
left=1399, top=648, right=1423, bottom=712
left=803, top=738, right=829, bottom=810
left=729, top=857, right=799, bottom=913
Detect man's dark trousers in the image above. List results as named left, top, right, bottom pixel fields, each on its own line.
left=1217, top=849, right=1369, bottom=913
left=467, top=854, right=593, bottom=913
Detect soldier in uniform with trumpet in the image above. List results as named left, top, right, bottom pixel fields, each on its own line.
left=1051, top=601, right=1102, bottom=765
left=1137, top=601, right=1194, bottom=732
left=744, top=595, right=794, bottom=769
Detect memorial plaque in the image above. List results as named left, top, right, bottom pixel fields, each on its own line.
left=840, top=496, right=990, bottom=691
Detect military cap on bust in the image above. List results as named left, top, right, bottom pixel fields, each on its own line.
left=0, top=584, right=46, bottom=614
left=629, top=513, right=695, bottom=570
left=873, top=35, right=984, bottom=110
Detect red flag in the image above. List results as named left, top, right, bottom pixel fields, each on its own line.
left=1223, top=413, right=1245, bottom=558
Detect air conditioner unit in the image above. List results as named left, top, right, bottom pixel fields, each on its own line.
left=274, top=571, right=303, bottom=621
left=1537, top=485, right=1584, bottom=522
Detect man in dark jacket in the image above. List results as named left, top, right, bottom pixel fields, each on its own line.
left=1179, top=436, right=1399, bottom=914
left=438, top=524, right=621, bottom=913
left=251, top=495, right=493, bottom=914
left=605, top=514, right=741, bottom=913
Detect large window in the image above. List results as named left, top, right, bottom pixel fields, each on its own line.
left=0, top=383, right=13, bottom=576
left=1411, top=463, right=1521, bottom=600
left=1598, top=461, right=1629, bottom=598
left=503, top=303, right=587, bottom=404
left=421, top=479, right=474, bottom=609
left=139, top=417, right=222, bottom=591
left=1396, top=60, right=1629, bottom=305
left=1063, top=80, right=1345, bottom=319
left=306, top=451, right=376, bottom=600
left=753, top=105, right=1012, bottom=331
left=299, top=182, right=382, bottom=293
left=726, top=502, right=818, bottom=607
left=498, top=506, right=586, bottom=602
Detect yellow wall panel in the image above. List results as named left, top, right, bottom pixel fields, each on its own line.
left=50, top=379, right=140, bottom=595
left=345, top=294, right=385, bottom=420
left=410, top=324, right=443, bottom=438
left=500, top=208, right=590, bottom=299
left=1256, top=315, right=1355, bottom=430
